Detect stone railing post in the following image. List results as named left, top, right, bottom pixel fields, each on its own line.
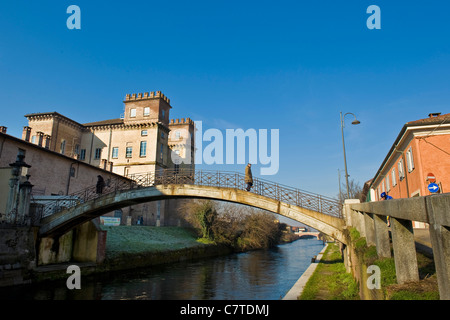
left=373, top=214, right=391, bottom=258
left=343, top=199, right=361, bottom=273
left=426, top=194, right=450, bottom=300
left=363, top=212, right=376, bottom=246
left=344, top=199, right=361, bottom=229
left=390, top=217, right=419, bottom=284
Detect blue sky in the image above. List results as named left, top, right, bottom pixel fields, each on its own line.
left=1, top=1, right=449, bottom=199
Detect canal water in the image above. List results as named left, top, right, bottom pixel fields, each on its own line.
left=1, top=238, right=325, bottom=300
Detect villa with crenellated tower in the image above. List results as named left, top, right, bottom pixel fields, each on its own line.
left=10, top=91, right=195, bottom=227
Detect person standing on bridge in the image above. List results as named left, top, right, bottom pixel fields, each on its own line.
left=245, top=163, right=253, bottom=191
left=96, top=175, right=105, bottom=194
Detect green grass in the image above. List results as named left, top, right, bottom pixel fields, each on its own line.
left=389, top=288, right=439, bottom=300
left=346, top=227, right=439, bottom=300
left=299, top=243, right=360, bottom=300
left=374, top=257, right=397, bottom=288
left=384, top=252, right=439, bottom=300
left=100, top=226, right=205, bottom=258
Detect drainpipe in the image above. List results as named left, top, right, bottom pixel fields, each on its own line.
left=401, top=153, right=410, bottom=198
left=107, top=126, right=112, bottom=163
left=89, top=131, right=94, bottom=164
left=394, top=147, right=410, bottom=198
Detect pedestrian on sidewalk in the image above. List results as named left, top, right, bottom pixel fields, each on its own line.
left=380, top=192, right=393, bottom=226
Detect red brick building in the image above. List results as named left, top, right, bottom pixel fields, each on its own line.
left=367, top=112, right=450, bottom=228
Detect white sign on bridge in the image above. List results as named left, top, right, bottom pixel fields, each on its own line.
left=100, top=217, right=121, bottom=226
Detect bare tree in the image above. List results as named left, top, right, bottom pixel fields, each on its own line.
left=178, top=200, right=282, bottom=250
left=337, top=178, right=363, bottom=204
left=178, top=199, right=217, bottom=240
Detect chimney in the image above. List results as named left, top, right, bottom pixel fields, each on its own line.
left=428, top=113, right=441, bottom=118
left=23, top=126, right=32, bottom=141
left=44, top=135, right=51, bottom=149
left=0, top=126, right=7, bottom=134
left=36, top=131, right=44, bottom=147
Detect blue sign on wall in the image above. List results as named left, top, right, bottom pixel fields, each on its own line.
left=428, top=183, right=440, bottom=193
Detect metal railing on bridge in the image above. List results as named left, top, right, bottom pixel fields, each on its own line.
left=36, top=169, right=342, bottom=219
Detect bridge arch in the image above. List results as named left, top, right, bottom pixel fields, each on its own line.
left=39, top=184, right=347, bottom=244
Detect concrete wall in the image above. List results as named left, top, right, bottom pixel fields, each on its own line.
left=38, top=220, right=106, bottom=266
left=73, top=220, right=106, bottom=263
left=38, top=231, right=73, bottom=265
left=0, top=226, right=36, bottom=286
left=345, top=194, right=450, bottom=300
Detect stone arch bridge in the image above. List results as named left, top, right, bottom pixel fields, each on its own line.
left=38, top=169, right=346, bottom=244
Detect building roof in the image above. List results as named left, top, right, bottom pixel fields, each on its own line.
left=369, top=113, right=450, bottom=189
left=405, top=112, right=450, bottom=126
left=83, top=118, right=124, bottom=127
left=24, top=112, right=85, bottom=128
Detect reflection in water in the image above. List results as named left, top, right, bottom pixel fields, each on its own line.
left=0, top=239, right=324, bottom=300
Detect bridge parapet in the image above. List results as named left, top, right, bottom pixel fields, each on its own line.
left=36, top=169, right=342, bottom=220
left=133, top=169, right=342, bottom=217
left=346, top=194, right=450, bottom=300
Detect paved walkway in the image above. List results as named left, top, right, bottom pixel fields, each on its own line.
left=282, top=243, right=328, bottom=300
left=283, top=228, right=433, bottom=300
left=414, top=228, right=432, bottom=247
left=414, top=228, right=433, bottom=257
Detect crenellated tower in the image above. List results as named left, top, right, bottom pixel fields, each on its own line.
left=123, top=91, right=172, bottom=125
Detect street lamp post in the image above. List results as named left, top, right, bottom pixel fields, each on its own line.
left=340, top=111, right=361, bottom=200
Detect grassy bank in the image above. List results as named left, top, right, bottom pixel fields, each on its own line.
left=93, top=225, right=233, bottom=274
left=32, top=226, right=230, bottom=283
left=100, top=225, right=205, bottom=258
left=299, top=242, right=359, bottom=300
left=299, top=228, right=440, bottom=300
left=348, top=227, right=439, bottom=300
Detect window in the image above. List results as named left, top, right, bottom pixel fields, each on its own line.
left=381, top=180, right=385, bottom=193
left=140, top=141, right=147, bottom=157
left=112, top=147, right=119, bottom=159
left=144, top=107, right=150, bottom=116
left=130, top=108, right=136, bottom=118
left=398, top=159, right=405, bottom=180
left=392, top=168, right=397, bottom=187
left=74, top=144, right=80, bottom=156
left=126, top=147, right=132, bottom=158
left=161, top=132, right=164, bottom=139
left=162, top=109, right=165, bottom=119
left=80, top=149, right=86, bottom=160
left=160, top=144, right=164, bottom=160
left=60, top=140, right=66, bottom=154
left=31, top=136, right=36, bottom=144
left=175, top=131, right=181, bottom=139
left=94, top=148, right=102, bottom=160
left=386, top=174, right=390, bottom=192
left=406, top=147, right=415, bottom=172
left=141, top=130, right=148, bottom=136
